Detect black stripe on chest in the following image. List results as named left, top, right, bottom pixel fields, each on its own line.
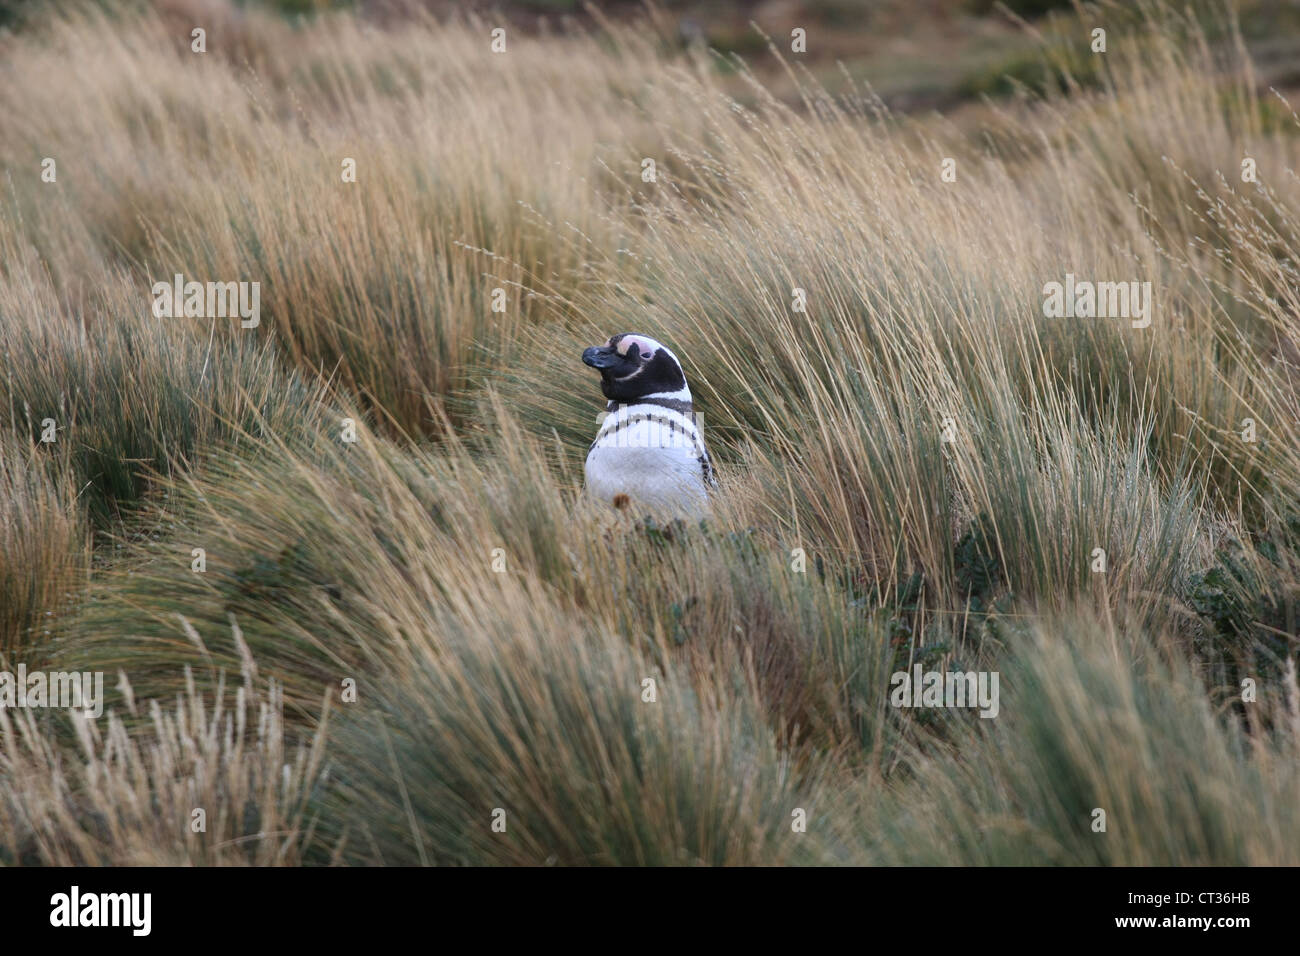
left=606, top=397, right=694, bottom=416
left=590, top=406, right=701, bottom=452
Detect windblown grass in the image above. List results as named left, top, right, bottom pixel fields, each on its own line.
left=0, top=435, right=87, bottom=659
left=0, top=0, right=1297, bottom=865
left=0, top=0, right=685, bottom=435
left=0, top=663, right=329, bottom=866
left=0, top=214, right=332, bottom=526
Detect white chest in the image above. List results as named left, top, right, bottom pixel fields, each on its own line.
left=584, top=407, right=710, bottom=518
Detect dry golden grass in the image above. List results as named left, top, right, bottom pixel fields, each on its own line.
left=0, top=435, right=87, bottom=659
left=0, top=0, right=1297, bottom=864
left=0, top=661, right=329, bottom=865
left=0, top=1, right=691, bottom=436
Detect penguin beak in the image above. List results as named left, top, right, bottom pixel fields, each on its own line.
left=582, top=345, right=620, bottom=369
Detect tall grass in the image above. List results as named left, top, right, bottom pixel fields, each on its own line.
left=0, top=0, right=687, bottom=435
left=856, top=612, right=1300, bottom=866
left=0, top=213, right=332, bottom=526
left=0, top=0, right=1297, bottom=864
left=0, top=435, right=87, bottom=658
left=0, top=661, right=330, bottom=866
left=496, top=5, right=1293, bottom=625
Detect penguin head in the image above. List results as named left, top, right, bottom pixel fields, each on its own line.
left=582, top=333, right=688, bottom=403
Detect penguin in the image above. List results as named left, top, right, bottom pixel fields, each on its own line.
left=581, top=333, right=716, bottom=519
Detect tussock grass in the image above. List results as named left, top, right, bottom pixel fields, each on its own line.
left=856, top=612, right=1300, bottom=866
left=0, top=661, right=329, bottom=865
left=0, top=216, right=332, bottom=525
left=0, top=0, right=1297, bottom=864
left=0, top=435, right=87, bottom=658
left=56, top=406, right=873, bottom=744
left=319, top=591, right=823, bottom=866
left=0, top=1, right=684, bottom=435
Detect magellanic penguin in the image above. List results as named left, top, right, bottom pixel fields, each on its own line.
left=582, top=333, right=716, bottom=520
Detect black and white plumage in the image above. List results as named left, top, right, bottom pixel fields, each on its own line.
left=581, top=333, right=716, bottom=519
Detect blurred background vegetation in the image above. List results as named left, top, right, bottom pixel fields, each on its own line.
left=6, top=1, right=1300, bottom=113
left=24, top=2, right=1300, bottom=103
